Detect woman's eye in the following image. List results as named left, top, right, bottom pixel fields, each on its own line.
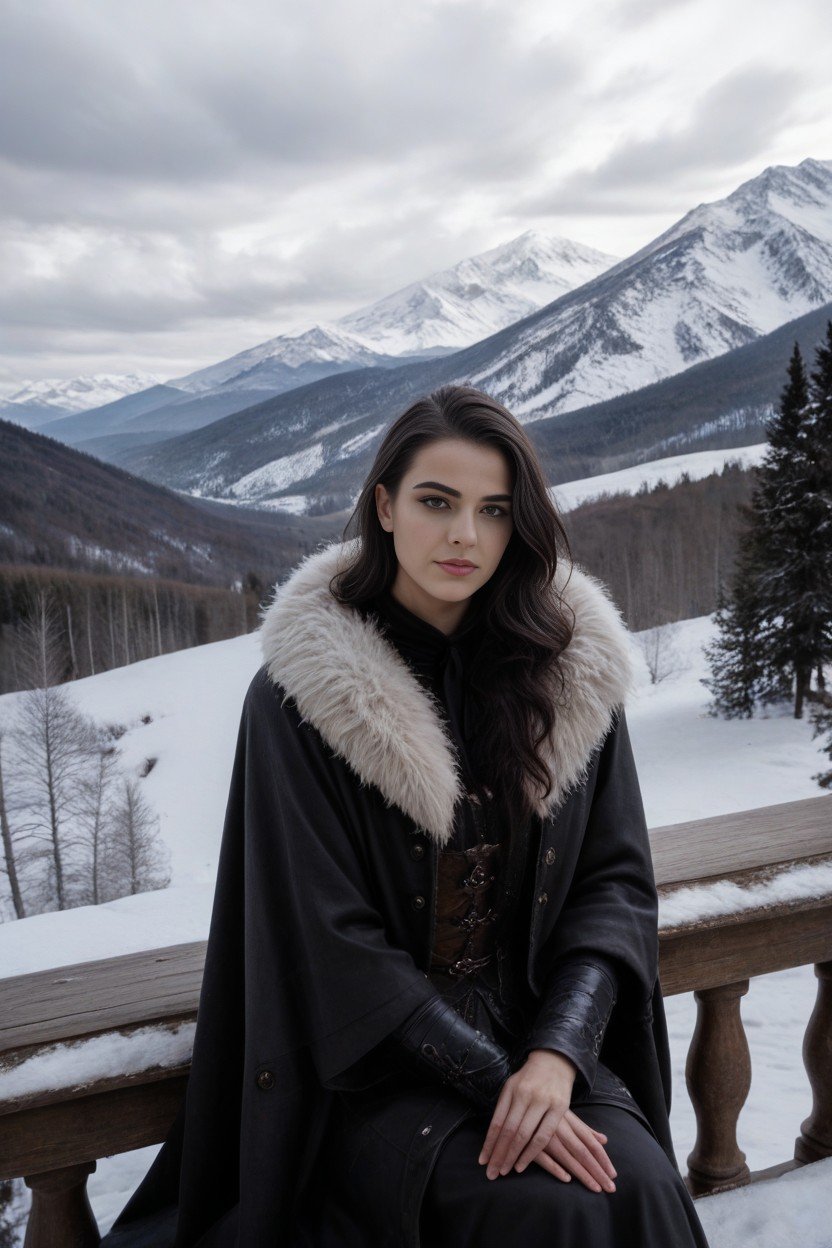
left=419, top=496, right=508, bottom=517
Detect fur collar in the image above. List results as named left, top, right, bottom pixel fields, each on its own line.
left=258, top=537, right=638, bottom=847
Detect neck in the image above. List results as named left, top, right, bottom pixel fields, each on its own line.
left=388, top=568, right=473, bottom=636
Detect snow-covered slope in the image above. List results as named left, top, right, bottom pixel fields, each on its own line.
left=334, top=229, right=618, bottom=357
left=551, top=444, right=768, bottom=511
left=111, top=158, right=832, bottom=511
left=1, top=372, right=160, bottom=420
left=165, top=229, right=619, bottom=396
left=4, top=230, right=617, bottom=442
left=469, top=157, right=832, bottom=422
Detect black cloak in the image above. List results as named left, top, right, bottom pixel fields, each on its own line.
left=106, top=538, right=678, bottom=1248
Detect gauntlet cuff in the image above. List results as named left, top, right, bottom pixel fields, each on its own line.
left=391, top=994, right=512, bottom=1112
left=512, top=959, right=618, bottom=1098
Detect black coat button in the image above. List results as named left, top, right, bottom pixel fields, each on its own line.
left=410, top=843, right=425, bottom=860
left=256, top=1070, right=275, bottom=1090
left=411, top=894, right=426, bottom=910
left=537, top=891, right=548, bottom=906
left=544, top=847, right=556, bottom=866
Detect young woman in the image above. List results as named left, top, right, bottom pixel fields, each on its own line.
left=107, top=384, right=711, bottom=1247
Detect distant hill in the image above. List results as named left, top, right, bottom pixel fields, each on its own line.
left=0, top=417, right=342, bottom=588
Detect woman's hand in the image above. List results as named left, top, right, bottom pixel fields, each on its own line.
left=477, top=1050, right=617, bottom=1193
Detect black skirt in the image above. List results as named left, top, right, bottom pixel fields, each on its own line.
left=292, top=957, right=712, bottom=1248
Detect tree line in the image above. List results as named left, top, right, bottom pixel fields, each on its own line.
left=0, top=566, right=265, bottom=695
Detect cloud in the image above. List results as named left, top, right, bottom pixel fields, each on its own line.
left=521, top=63, right=804, bottom=215
left=0, top=0, right=829, bottom=383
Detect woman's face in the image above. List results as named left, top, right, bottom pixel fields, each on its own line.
left=374, top=437, right=514, bottom=630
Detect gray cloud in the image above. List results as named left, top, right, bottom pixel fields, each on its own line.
left=522, top=63, right=804, bottom=215
left=1, top=0, right=828, bottom=385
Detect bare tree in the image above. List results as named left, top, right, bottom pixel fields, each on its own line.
left=635, top=622, right=686, bottom=686
left=11, top=686, right=101, bottom=911
left=0, top=721, right=26, bottom=920
left=106, top=775, right=170, bottom=898
left=74, top=732, right=123, bottom=906
left=15, top=588, right=66, bottom=691
left=9, top=588, right=102, bottom=911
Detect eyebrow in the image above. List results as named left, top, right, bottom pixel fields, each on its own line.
left=411, top=480, right=513, bottom=503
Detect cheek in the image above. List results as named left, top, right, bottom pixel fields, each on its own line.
left=394, top=507, right=438, bottom=565
left=481, top=521, right=513, bottom=565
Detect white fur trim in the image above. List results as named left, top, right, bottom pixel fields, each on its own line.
left=258, top=537, right=638, bottom=846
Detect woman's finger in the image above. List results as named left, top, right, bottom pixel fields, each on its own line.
left=531, top=1147, right=573, bottom=1183
left=478, top=1081, right=519, bottom=1167
left=478, top=1096, right=607, bottom=1170
left=562, top=1110, right=617, bottom=1180
left=547, top=1116, right=616, bottom=1192
left=489, top=1102, right=559, bottom=1176
left=482, top=1091, right=535, bottom=1178
left=510, top=1106, right=564, bottom=1173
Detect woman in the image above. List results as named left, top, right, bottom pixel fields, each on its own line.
left=107, top=384, right=710, bottom=1247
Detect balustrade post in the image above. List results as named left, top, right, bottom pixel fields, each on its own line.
left=23, top=1161, right=99, bottom=1248
left=685, top=979, right=751, bottom=1195
left=795, top=959, right=832, bottom=1163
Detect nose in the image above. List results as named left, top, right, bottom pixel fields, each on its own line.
left=447, top=510, right=478, bottom=546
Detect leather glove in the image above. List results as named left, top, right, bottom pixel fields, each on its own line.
left=510, top=957, right=618, bottom=1099
left=389, top=993, right=513, bottom=1112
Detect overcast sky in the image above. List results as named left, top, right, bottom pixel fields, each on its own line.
left=2, top=0, right=830, bottom=391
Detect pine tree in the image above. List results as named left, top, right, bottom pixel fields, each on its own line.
left=703, top=333, right=832, bottom=719
left=801, top=320, right=832, bottom=710
left=763, top=322, right=832, bottom=716
left=747, top=341, right=815, bottom=713
left=804, top=320, right=832, bottom=768
left=701, top=571, right=764, bottom=718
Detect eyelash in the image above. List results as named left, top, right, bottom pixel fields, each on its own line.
left=418, top=495, right=509, bottom=518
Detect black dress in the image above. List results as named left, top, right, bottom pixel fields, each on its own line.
left=297, top=587, right=710, bottom=1248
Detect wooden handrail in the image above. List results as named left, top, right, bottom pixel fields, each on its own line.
left=0, top=794, right=830, bottom=1244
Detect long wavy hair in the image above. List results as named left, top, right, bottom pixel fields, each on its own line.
left=328, top=383, right=577, bottom=834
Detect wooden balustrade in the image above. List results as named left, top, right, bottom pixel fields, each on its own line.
left=1, top=794, right=830, bottom=1245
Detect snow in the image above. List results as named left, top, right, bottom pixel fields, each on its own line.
left=2, top=372, right=160, bottom=414
left=0, top=1021, right=195, bottom=1106
left=0, top=599, right=829, bottom=1243
left=694, top=1158, right=832, bottom=1247
left=551, top=444, right=767, bottom=512
left=164, top=230, right=619, bottom=396
left=226, top=440, right=325, bottom=500
left=469, top=160, right=832, bottom=425
left=659, top=859, right=832, bottom=930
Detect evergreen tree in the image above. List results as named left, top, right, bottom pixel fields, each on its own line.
left=747, top=341, right=815, bottom=713
left=703, top=342, right=809, bottom=716
left=703, top=331, right=832, bottom=721
left=701, top=571, right=764, bottom=718
left=801, top=320, right=832, bottom=707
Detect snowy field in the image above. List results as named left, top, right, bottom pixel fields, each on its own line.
left=0, top=591, right=829, bottom=1241
left=551, top=443, right=767, bottom=513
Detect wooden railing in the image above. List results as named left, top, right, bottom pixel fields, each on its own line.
left=0, top=794, right=830, bottom=1246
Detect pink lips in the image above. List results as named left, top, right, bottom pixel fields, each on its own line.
left=436, top=561, right=477, bottom=577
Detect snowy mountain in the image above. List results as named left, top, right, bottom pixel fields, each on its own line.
left=165, top=324, right=405, bottom=398
left=113, top=158, right=832, bottom=510
left=0, top=372, right=160, bottom=428
left=18, top=231, right=617, bottom=450
left=164, top=229, right=618, bottom=395
left=465, top=157, right=832, bottom=423
left=333, top=229, right=618, bottom=357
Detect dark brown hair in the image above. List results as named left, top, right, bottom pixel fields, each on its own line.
left=331, top=382, right=575, bottom=830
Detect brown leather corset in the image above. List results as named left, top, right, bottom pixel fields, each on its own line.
left=430, top=840, right=504, bottom=977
